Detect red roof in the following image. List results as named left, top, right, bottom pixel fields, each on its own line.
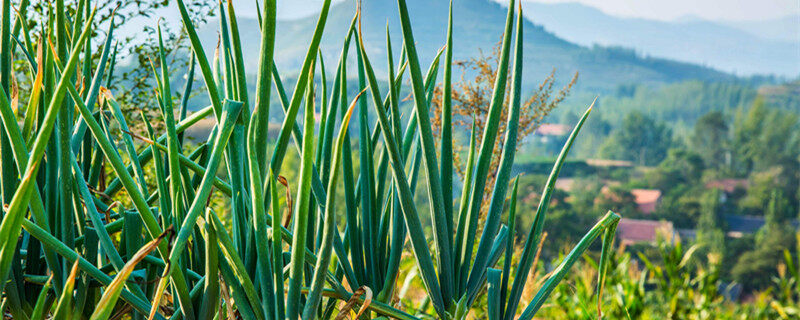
left=535, top=123, right=571, bottom=136
left=616, top=218, right=674, bottom=244
left=585, top=159, right=634, bottom=167
left=631, top=189, right=661, bottom=214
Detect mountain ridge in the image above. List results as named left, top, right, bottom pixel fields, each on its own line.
left=516, top=1, right=799, bottom=77
left=199, top=0, right=734, bottom=92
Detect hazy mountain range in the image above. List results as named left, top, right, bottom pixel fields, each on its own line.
left=516, top=1, right=799, bottom=77
left=719, top=14, right=799, bottom=43
left=199, top=0, right=744, bottom=92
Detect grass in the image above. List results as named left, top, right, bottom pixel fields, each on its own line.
left=0, top=0, right=620, bottom=319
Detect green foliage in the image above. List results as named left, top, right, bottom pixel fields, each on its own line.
left=547, top=247, right=648, bottom=319
left=731, top=191, right=797, bottom=290
left=535, top=237, right=800, bottom=319
left=733, top=237, right=795, bottom=291
left=558, top=80, right=781, bottom=160
left=732, top=98, right=800, bottom=176
left=697, top=189, right=726, bottom=255
left=639, top=241, right=725, bottom=319
left=691, top=111, right=730, bottom=170
left=739, top=167, right=798, bottom=215
left=760, top=80, right=800, bottom=114
left=645, top=148, right=705, bottom=190
left=513, top=158, right=595, bottom=176
left=583, top=80, right=756, bottom=126
left=0, top=0, right=620, bottom=319
left=594, top=185, right=639, bottom=217
left=599, top=111, right=673, bottom=166
left=519, top=87, right=800, bottom=306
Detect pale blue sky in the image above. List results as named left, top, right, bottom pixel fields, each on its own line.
left=519, top=0, right=799, bottom=21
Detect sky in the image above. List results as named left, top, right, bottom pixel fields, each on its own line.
left=523, top=0, right=800, bottom=21
left=262, top=0, right=800, bottom=22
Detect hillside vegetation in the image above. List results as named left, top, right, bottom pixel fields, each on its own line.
left=198, top=0, right=733, bottom=91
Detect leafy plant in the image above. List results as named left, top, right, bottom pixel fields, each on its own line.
left=430, top=41, right=577, bottom=205
left=0, top=0, right=619, bottom=319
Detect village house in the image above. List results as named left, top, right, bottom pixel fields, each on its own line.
left=631, top=189, right=662, bottom=214
left=534, top=123, right=571, bottom=139
left=585, top=159, right=634, bottom=168
left=616, top=218, right=676, bottom=245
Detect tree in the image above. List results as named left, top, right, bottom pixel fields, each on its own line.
left=697, top=189, right=725, bottom=255
left=113, top=1, right=217, bottom=134
left=14, top=0, right=216, bottom=134
left=732, top=190, right=796, bottom=290
left=430, top=42, right=577, bottom=206
left=757, top=190, right=793, bottom=245
left=565, top=107, right=612, bottom=158
left=645, top=148, right=705, bottom=190
left=740, top=166, right=798, bottom=215
left=732, top=98, right=800, bottom=175
left=691, top=111, right=730, bottom=170
left=600, top=111, right=673, bottom=166
left=593, top=186, right=638, bottom=216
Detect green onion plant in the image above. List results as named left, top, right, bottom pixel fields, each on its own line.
left=0, top=0, right=620, bottom=319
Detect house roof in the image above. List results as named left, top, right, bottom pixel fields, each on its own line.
left=724, top=214, right=765, bottom=234
left=631, top=189, right=662, bottom=214
left=706, top=179, right=749, bottom=193
left=632, top=189, right=662, bottom=204
left=676, top=228, right=697, bottom=240
left=585, top=159, right=634, bottom=167
left=535, top=123, right=571, bottom=136
left=697, top=214, right=800, bottom=238
left=617, top=218, right=674, bottom=243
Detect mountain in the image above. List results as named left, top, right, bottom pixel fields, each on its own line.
left=198, top=0, right=732, bottom=92
left=719, top=14, right=800, bottom=43
left=515, top=1, right=799, bottom=77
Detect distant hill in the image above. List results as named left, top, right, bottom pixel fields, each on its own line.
left=719, top=14, right=800, bottom=43
left=515, top=1, right=799, bottom=77
left=759, top=80, right=800, bottom=111
left=197, top=0, right=733, bottom=92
